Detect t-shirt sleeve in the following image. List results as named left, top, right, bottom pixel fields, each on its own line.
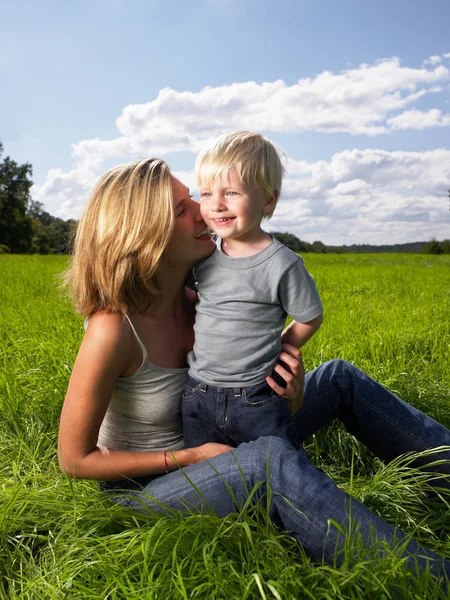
left=278, top=256, right=323, bottom=323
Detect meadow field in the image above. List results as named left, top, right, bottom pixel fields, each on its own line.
left=0, top=253, right=449, bottom=599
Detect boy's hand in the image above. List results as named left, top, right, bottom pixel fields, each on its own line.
left=266, top=344, right=305, bottom=415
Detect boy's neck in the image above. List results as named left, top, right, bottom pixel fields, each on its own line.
left=220, top=229, right=273, bottom=258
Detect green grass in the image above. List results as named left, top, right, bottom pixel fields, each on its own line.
left=1, top=253, right=449, bottom=599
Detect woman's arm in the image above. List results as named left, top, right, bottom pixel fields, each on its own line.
left=58, top=313, right=232, bottom=480
left=268, top=314, right=322, bottom=415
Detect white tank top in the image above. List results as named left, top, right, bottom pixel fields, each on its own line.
left=91, top=316, right=188, bottom=452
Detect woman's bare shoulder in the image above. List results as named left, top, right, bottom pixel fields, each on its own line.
left=84, top=312, right=132, bottom=347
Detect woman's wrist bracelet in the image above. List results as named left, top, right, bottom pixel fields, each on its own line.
left=163, top=450, right=169, bottom=473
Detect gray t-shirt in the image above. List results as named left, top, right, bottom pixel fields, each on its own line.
left=188, top=236, right=322, bottom=387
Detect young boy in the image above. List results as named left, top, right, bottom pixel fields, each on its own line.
left=182, top=131, right=323, bottom=448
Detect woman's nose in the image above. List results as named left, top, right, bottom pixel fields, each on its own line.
left=192, top=200, right=204, bottom=221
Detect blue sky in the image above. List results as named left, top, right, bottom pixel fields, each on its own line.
left=2, top=0, right=449, bottom=244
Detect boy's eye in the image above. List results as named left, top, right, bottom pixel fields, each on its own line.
left=226, top=191, right=237, bottom=196
left=200, top=192, right=212, bottom=198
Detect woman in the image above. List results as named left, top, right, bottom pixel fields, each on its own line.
left=58, top=158, right=450, bottom=583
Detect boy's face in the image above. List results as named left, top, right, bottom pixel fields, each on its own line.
left=198, top=169, right=275, bottom=242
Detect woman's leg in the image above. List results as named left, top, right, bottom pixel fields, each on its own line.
left=293, top=360, right=450, bottom=473
left=111, top=436, right=450, bottom=582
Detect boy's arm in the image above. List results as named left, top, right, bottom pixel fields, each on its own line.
left=281, top=313, right=323, bottom=348
left=277, top=254, right=323, bottom=349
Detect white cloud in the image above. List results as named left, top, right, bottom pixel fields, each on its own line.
left=330, top=179, right=370, bottom=195
left=48, top=56, right=449, bottom=185
left=172, top=170, right=198, bottom=193
left=32, top=166, right=97, bottom=220
left=108, top=58, right=448, bottom=149
left=266, top=148, right=450, bottom=244
left=424, top=55, right=442, bottom=65
left=31, top=54, right=450, bottom=243
left=388, top=108, right=450, bottom=130
left=33, top=146, right=450, bottom=245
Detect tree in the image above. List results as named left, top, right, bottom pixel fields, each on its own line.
left=423, top=239, right=444, bottom=255
left=272, top=232, right=312, bottom=253
left=0, top=143, right=33, bottom=253
left=440, top=239, right=450, bottom=254
left=27, top=199, right=75, bottom=254
left=311, top=240, right=327, bottom=253
left=28, top=200, right=52, bottom=225
left=423, top=238, right=444, bottom=254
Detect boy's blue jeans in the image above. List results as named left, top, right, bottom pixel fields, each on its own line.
left=181, top=375, right=297, bottom=448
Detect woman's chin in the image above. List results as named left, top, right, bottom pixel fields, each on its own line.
left=196, top=235, right=216, bottom=258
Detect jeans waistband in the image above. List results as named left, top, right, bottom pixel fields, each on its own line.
left=187, top=376, right=243, bottom=397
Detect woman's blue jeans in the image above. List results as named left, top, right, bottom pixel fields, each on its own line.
left=102, top=360, right=450, bottom=580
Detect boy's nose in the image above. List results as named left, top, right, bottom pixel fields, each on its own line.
left=211, top=195, right=226, bottom=212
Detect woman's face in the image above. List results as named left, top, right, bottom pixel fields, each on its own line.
left=164, top=176, right=215, bottom=266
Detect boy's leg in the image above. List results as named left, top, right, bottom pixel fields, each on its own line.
left=181, top=377, right=227, bottom=447
left=293, top=359, right=450, bottom=476
left=226, top=381, right=298, bottom=445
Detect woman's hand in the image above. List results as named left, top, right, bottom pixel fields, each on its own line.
left=266, top=343, right=305, bottom=416
left=187, top=442, right=235, bottom=463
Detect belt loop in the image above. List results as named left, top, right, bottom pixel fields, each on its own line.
left=233, top=387, right=242, bottom=398
left=198, top=382, right=208, bottom=393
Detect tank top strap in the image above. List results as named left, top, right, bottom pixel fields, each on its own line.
left=125, top=315, right=148, bottom=362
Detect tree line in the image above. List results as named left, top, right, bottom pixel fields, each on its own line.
left=0, top=143, right=75, bottom=254
left=272, top=232, right=450, bottom=255
left=1, top=143, right=448, bottom=255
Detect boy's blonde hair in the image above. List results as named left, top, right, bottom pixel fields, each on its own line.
left=63, top=158, right=174, bottom=316
left=195, top=131, right=285, bottom=220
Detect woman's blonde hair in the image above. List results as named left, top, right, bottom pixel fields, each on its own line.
left=63, top=158, right=174, bottom=316
left=195, top=131, right=286, bottom=220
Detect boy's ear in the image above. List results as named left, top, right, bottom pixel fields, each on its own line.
left=263, top=190, right=279, bottom=214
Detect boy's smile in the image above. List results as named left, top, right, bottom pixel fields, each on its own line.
left=198, top=169, right=277, bottom=255
left=210, top=216, right=236, bottom=226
